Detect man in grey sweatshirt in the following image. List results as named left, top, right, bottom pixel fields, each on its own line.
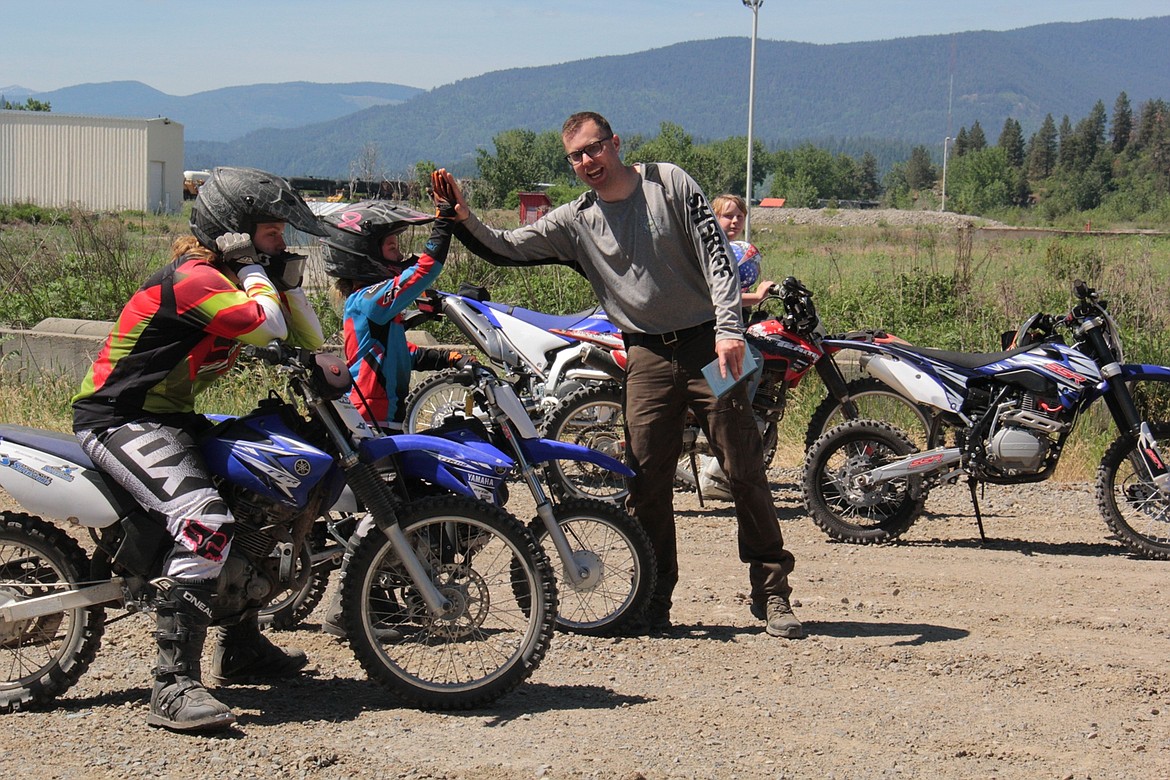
left=432, top=111, right=802, bottom=638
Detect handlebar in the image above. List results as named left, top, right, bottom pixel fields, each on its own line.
left=244, top=340, right=296, bottom=365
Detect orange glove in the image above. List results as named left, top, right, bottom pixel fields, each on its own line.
left=431, top=169, right=459, bottom=219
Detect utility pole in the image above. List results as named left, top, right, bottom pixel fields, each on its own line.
left=742, top=0, right=762, bottom=242
left=941, top=136, right=951, bottom=212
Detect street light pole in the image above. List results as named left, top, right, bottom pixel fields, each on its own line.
left=742, top=0, right=762, bottom=242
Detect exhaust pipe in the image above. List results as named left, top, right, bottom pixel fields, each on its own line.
left=580, top=343, right=626, bottom=382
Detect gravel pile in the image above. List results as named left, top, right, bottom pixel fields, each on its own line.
left=750, top=206, right=1003, bottom=230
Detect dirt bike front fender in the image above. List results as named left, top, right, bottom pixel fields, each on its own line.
left=1117, top=364, right=1170, bottom=384
left=516, top=436, right=635, bottom=477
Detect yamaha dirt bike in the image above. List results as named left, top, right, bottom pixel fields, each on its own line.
left=0, top=345, right=556, bottom=713
left=403, top=362, right=656, bottom=635
left=266, top=360, right=655, bottom=636
left=801, top=280, right=1170, bottom=558
left=539, top=277, right=935, bottom=503
left=405, top=284, right=623, bottom=423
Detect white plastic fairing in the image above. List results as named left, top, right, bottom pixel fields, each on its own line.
left=0, top=440, right=120, bottom=526
left=494, top=382, right=540, bottom=439
left=333, top=395, right=376, bottom=439
left=496, top=318, right=570, bottom=373
left=862, top=355, right=955, bottom=412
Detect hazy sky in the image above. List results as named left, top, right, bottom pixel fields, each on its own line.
left=2, top=1, right=1167, bottom=95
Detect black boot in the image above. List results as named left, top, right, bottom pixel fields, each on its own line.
left=146, top=581, right=235, bottom=732
left=209, top=609, right=308, bottom=685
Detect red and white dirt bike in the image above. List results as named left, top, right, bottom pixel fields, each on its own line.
left=537, top=276, right=935, bottom=503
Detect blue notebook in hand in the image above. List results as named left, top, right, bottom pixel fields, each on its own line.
left=702, top=349, right=759, bottom=399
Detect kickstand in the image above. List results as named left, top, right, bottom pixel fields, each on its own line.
left=691, top=452, right=705, bottom=508
left=967, top=477, right=987, bottom=543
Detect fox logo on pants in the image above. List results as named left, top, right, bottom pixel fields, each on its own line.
left=181, top=519, right=231, bottom=562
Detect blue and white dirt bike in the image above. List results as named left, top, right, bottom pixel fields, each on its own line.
left=405, top=362, right=656, bottom=636
left=267, top=359, right=654, bottom=637
left=801, top=280, right=1170, bottom=557
left=0, top=344, right=556, bottom=713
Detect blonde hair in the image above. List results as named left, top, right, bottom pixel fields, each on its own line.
left=170, top=235, right=216, bottom=262
left=711, top=194, right=747, bottom=217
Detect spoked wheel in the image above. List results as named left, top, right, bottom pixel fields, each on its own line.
left=673, top=418, right=779, bottom=492
left=805, top=377, right=940, bottom=451
left=541, top=384, right=627, bottom=503
left=340, top=495, right=556, bottom=710
left=530, top=498, right=656, bottom=636
left=259, top=521, right=339, bottom=630
left=403, top=369, right=478, bottom=433
left=1096, top=421, right=1170, bottom=559
left=801, top=420, right=925, bottom=544
left=0, top=513, right=105, bottom=712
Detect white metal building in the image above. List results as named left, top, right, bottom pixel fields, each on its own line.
left=0, top=111, right=184, bottom=213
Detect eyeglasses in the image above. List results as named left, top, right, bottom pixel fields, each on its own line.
left=565, top=136, right=613, bottom=164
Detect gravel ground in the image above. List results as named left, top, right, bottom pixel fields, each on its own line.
left=2, top=464, right=1168, bottom=780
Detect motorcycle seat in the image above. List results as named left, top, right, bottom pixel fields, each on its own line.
left=0, top=424, right=96, bottom=469
left=894, top=342, right=1037, bottom=369
left=478, top=300, right=611, bottom=333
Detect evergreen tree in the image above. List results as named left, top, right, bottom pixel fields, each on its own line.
left=905, top=145, right=936, bottom=190
left=1079, top=100, right=1108, bottom=161
left=998, top=118, right=1025, bottom=168
left=0, top=97, right=50, bottom=111
left=1057, top=115, right=1076, bottom=168
left=857, top=152, right=881, bottom=200
left=967, top=120, right=987, bottom=152
left=1026, top=114, right=1058, bottom=178
left=1134, top=98, right=1170, bottom=150
left=1111, top=92, right=1133, bottom=154
left=952, top=127, right=969, bottom=158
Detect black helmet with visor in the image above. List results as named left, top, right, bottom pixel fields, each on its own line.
left=190, top=166, right=324, bottom=250
left=318, top=201, right=435, bottom=285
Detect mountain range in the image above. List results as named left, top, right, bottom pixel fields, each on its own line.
left=0, top=81, right=423, bottom=142
left=6, top=17, right=1169, bottom=178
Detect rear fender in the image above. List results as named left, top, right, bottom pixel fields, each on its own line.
left=0, top=437, right=121, bottom=527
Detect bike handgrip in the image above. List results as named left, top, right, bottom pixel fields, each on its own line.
left=245, top=340, right=287, bottom=365
left=783, top=276, right=811, bottom=295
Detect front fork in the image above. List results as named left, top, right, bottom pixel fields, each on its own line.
left=1085, top=323, right=1170, bottom=496
left=1134, top=424, right=1170, bottom=496
left=495, top=421, right=592, bottom=589
left=313, top=398, right=453, bottom=617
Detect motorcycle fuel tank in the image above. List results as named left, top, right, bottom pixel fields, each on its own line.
left=201, top=410, right=336, bottom=508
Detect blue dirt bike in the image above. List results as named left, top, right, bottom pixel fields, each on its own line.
left=0, top=344, right=556, bottom=713
left=801, top=280, right=1170, bottom=557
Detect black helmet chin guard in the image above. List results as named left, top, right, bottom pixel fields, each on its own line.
left=319, top=201, right=434, bottom=284
left=190, top=166, right=325, bottom=250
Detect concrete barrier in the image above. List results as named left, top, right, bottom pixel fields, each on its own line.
left=0, top=318, right=113, bottom=383
left=0, top=318, right=457, bottom=385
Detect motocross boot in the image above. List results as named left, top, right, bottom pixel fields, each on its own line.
left=209, top=609, right=308, bottom=685
left=146, top=580, right=236, bottom=732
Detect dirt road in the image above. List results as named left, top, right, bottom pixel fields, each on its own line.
left=1, top=470, right=1167, bottom=779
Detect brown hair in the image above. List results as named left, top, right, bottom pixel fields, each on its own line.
left=562, top=111, right=613, bottom=139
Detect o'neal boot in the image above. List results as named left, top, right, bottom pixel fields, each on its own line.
left=146, top=581, right=235, bottom=732
left=209, top=609, right=308, bottom=685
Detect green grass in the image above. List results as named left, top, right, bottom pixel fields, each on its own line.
left=3, top=207, right=1169, bottom=480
